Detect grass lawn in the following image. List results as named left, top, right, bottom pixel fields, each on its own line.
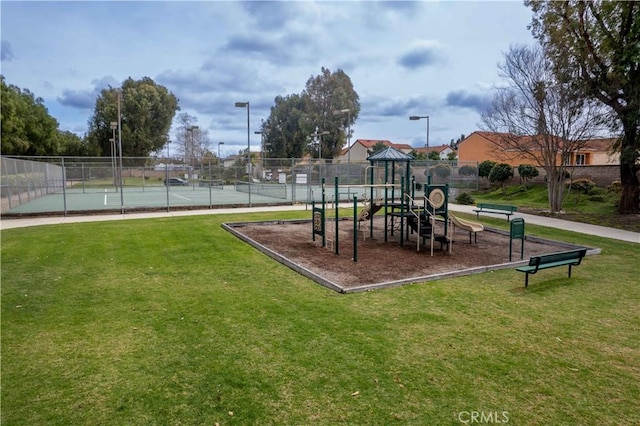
left=2, top=210, right=639, bottom=425
left=469, top=182, right=620, bottom=213
left=468, top=183, right=640, bottom=232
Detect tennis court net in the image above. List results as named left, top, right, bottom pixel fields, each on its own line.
left=235, top=181, right=288, bottom=200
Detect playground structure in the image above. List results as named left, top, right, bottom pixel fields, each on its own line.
left=312, top=176, right=491, bottom=260
left=311, top=147, right=489, bottom=261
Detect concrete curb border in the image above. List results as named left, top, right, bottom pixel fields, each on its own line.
left=224, top=218, right=599, bottom=294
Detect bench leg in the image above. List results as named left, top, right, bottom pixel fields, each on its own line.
left=525, top=273, right=529, bottom=288
left=568, top=264, right=572, bottom=279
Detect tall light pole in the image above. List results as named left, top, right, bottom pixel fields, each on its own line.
left=109, top=121, right=117, bottom=187
left=217, top=141, right=225, bottom=162
left=310, top=128, right=329, bottom=160
left=333, top=108, right=351, bottom=178
left=410, top=115, right=430, bottom=181
left=116, top=90, right=124, bottom=211
left=254, top=130, right=266, bottom=178
left=235, top=101, right=251, bottom=206
left=186, top=125, right=199, bottom=179
left=217, top=141, right=224, bottom=180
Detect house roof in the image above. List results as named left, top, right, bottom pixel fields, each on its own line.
left=579, top=138, right=618, bottom=151
left=413, top=145, right=451, bottom=153
left=354, top=139, right=394, bottom=148
left=353, top=139, right=413, bottom=151
left=393, top=143, right=414, bottom=151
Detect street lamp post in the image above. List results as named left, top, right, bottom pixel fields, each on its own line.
left=116, top=90, right=124, bottom=212
left=186, top=125, right=199, bottom=180
left=310, top=128, right=330, bottom=160
left=254, top=130, right=265, bottom=178
left=217, top=141, right=224, bottom=180
left=333, top=108, right=351, bottom=179
left=109, top=122, right=117, bottom=187
left=409, top=115, right=430, bottom=181
left=235, top=101, right=251, bottom=206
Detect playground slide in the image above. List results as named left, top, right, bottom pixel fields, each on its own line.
left=358, top=200, right=383, bottom=221
left=449, top=212, right=484, bottom=235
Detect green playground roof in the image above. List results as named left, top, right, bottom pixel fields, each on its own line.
left=367, top=147, right=414, bottom=162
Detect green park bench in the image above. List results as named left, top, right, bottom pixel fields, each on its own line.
left=516, top=248, right=588, bottom=288
left=473, top=203, right=517, bottom=221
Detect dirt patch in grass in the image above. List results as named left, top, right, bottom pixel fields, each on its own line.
left=228, top=217, right=587, bottom=292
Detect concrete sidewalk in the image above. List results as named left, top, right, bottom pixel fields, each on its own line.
left=447, top=204, right=639, bottom=244
left=1, top=203, right=638, bottom=244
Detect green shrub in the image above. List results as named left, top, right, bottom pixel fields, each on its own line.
left=432, top=163, right=452, bottom=179
left=458, top=165, right=477, bottom=177
left=488, top=163, right=514, bottom=191
left=455, top=192, right=475, bottom=205
left=589, top=195, right=606, bottom=203
left=478, top=160, right=496, bottom=178
left=607, top=180, right=622, bottom=193
left=517, top=164, right=539, bottom=187
left=570, top=178, right=596, bottom=194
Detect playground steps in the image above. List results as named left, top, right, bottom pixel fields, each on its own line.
left=406, top=215, right=450, bottom=250
left=406, top=215, right=434, bottom=238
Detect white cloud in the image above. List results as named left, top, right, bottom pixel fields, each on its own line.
left=0, top=0, right=535, bottom=153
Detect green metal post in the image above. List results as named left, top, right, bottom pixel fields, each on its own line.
left=335, top=176, right=339, bottom=255
left=353, top=195, right=358, bottom=262
left=321, top=178, right=326, bottom=248
left=400, top=177, right=405, bottom=247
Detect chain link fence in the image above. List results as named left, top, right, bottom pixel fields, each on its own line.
left=1, top=155, right=479, bottom=216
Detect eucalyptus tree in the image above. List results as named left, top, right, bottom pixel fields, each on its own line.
left=260, top=67, right=360, bottom=159
left=302, top=67, right=360, bottom=159
left=86, top=77, right=179, bottom=158
left=1, top=76, right=60, bottom=155
left=261, top=94, right=308, bottom=159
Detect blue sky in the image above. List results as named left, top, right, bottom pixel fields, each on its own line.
left=1, top=1, right=535, bottom=158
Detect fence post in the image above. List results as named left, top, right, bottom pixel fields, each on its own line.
left=291, top=157, right=296, bottom=204
left=165, top=161, right=170, bottom=212
left=61, top=157, right=68, bottom=216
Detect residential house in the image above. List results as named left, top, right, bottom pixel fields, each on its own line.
left=413, top=145, right=454, bottom=160
left=457, top=131, right=619, bottom=166
left=572, top=138, right=619, bottom=165
left=336, top=139, right=414, bottom=162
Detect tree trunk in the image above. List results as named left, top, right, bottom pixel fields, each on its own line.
left=618, top=157, right=640, bottom=214
left=546, top=169, right=565, bottom=213
left=617, top=124, right=640, bottom=214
